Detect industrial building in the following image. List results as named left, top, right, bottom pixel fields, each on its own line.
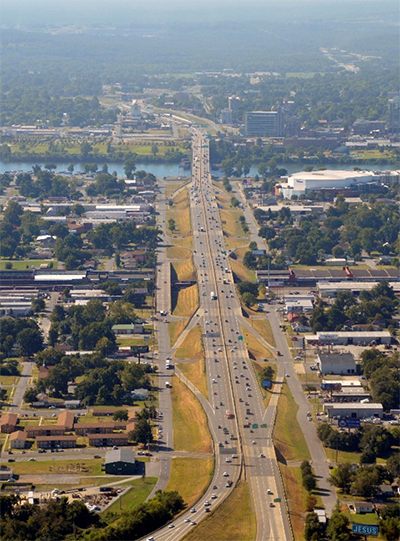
left=277, top=169, right=379, bottom=198
left=323, top=403, right=383, bottom=419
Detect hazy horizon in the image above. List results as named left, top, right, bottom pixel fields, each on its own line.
left=1, top=0, right=398, bottom=28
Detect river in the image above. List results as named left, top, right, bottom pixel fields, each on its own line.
left=0, top=160, right=391, bottom=177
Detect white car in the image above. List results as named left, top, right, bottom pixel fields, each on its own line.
left=223, top=471, right=229, bottom=477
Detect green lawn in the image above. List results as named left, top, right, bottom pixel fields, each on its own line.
left=274, top=383, right=311, bottom=462
left=0, top=260, right=58, bottom=270
left=105, top=477, right=157, bottom=516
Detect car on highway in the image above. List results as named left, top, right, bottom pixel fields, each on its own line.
left=223, top=471, right=229, bottom=477
left=267, top=488, right=273, bottom=494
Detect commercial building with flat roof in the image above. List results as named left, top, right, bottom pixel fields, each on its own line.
left=278, top=169, right=379, bottom=198
left=317, top=281, right=400, bottom=298
left=105, top=448, right=136, bottom=475
left=324, top=403, right=383, bottom=419
left=317, top=352, right=358, bottom=375
left=305, top=331, right=391, bottom=346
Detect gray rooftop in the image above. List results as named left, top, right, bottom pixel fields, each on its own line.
left=105, top=448, right=135, bottom=465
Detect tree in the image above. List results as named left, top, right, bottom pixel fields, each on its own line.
left=129, top=417, right=153, bottom=445
left=242, top=292, right=257, bottom=308
left=113, top=409, right=129, bottom=421
left=23, top=388, right=38, bottom=404
left=124, top=155, right=137, bottom=179
left=326, top=507, right=350, bottom=540
left=16, top=328, right=43, bottom=357
left=151, top=144, right=159, bottom=157
left=305, top=512, right=321, bottom=541
left=31, top=297, right=45, bottom=313
left=328, top=463, right=355, bottom=494
left=303, top=474, right=316, bottom=492
left=48, top=327, right=59, bottom=347
left=386, top=454, right=400, bottom=479
left=380, top=517, right=400, bottom=541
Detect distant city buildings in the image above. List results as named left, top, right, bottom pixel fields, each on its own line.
left=388, top=92, right=400, bottom=134
left=245, top=109, right=284, bottom=137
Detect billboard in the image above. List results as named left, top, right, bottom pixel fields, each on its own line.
left=338, top=419, right=361, bottom=428
left=352, top=524, right=379, bottom=536
left=262, top=380, right=272, bottom=388
left=131, top=345, right=149, bottom=354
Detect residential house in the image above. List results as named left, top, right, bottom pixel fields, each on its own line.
left=88, top=433, right=129, bottom=447
left=353, top=502, right=374, bottom=514
left=112, top=323, right=144, bottom=335
left=9, top=430, right=27, bottom=449
left=73, top=422, right=126, bottom=436
left=36, top=435, right=77, bottom=449
left=26, top=425, right=66, bottom=438
left=0, top=413, right=18, bottom=434
left=58, top=411, right=75, bottom=431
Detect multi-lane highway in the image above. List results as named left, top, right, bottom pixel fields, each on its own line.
left=147, top=129, right=292, bottom=541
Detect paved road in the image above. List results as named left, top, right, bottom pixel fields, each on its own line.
left=10, top=361, right=34, bottom=414
left=147, top=130, right=292, bottom=541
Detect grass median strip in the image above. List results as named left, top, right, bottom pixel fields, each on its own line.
left=242, top=326, right=272, bottom=360
left=174, top=326, right=203, bottom=360
left=279, top=464, right=308, bottom=541
left=171, top=258, right=197, bottom=281
left=166, top=246, right=192, bottom=260
left=250, top=318, right=276, bottom=348
left=183, top=480, right=256, bottom=541
left=168, top=319, right=189, bottom=348
left=172, top=284, right=199, bottom=318
left=165, top=457, right=213, bottom=510
left=170, top=375, right=212, bottom=454
left=274, top=382, right=311, bottom=463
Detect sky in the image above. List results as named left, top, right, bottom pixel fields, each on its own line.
left=1, top=0, right=398, bottom=28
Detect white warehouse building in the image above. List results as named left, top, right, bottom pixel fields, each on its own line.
left=278, top=170, right=378, bottom=198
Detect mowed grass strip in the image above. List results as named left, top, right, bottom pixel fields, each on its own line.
left=165, top=457, right=213, bottom=510
left=172, top=284, right=199, bottom=318
left=174, top=326, right=203, bottom=360
left=6, top=459, right=103, bottom=476
left=170, top=375, right=212, bottom=454
left=168, top=319, right=189, bottom=348
left=230, top=257, right=256, bottom=282
left=183, top=481, right=256, bottom=541
left=251, top=318, right=277, bottom=348
left=171, top=257, right=197, bottom=281
left=242, top=327, right=272, bottom=360
left=220, top=209, right=248, bottom=238
left=166, top=246, right=191, bottom=260
left=165, top=181, right=189, bottom=198
left=104, top=477, right=157, bottom=517
left=279, top=464, right=307, bottom=541
left=274, top=382, right=311, bottom=462
left=177, top=360, right=208, bottom=400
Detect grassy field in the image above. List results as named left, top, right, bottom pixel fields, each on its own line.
left=170, top=375, right=212, bottom=454
left=165, top=180, right=189, bottom=199
left=166, top=246, right=192, bottom=259
left=252, top=360, right=276, bottom=407
left=0, top=376, right=20, bottom=385
left=168, top=319, right=189, bottom=348
left=105, top=477, right=157, bottom=516
left=230, top=257, right=256, bottom=282
left=116, top=336, right=156, bottom=347
left=274, top=383, right=311, bottom=463
left=250, top=318, right=277, bottom=348
left=220, top=209, right=249, bottom=239
left=324, top=447, right=363, bottom=464
left=174, top=326, right=203, bottom=360
left=0, top=260, right=58, bottom=270
left=4, top=459, right=104, bottom=476
left=279, top=464, right=307, bottom=541
left=166, top=188, right=192, bottom=246
left=171, top=258, right=197, bottom=281
left=165, top=457, right=213, bottom=509
left=177, top=360, right=208, bottom=400
left=183, top=481, right=256, bottom=541
left=172, top=284, right=199, bottom=318
left=242, top=327, right=273, bottom=360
